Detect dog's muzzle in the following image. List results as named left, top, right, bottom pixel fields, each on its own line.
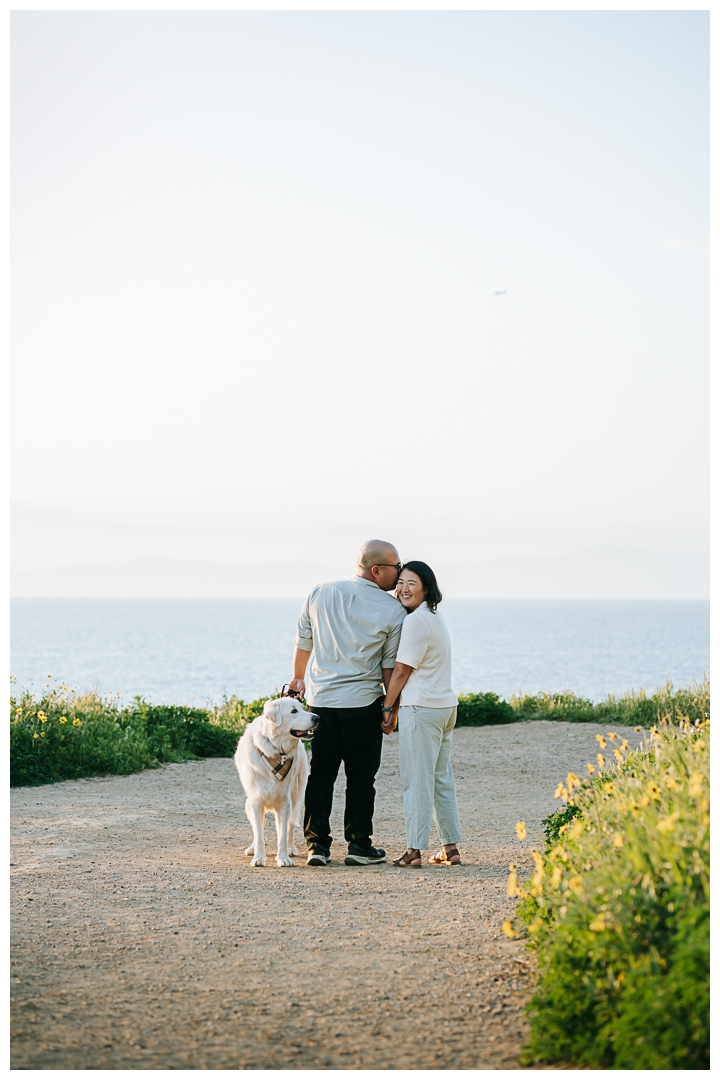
left=290, top=727, right=316, bottom=740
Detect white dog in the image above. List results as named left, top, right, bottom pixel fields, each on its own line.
left=234, top=696, right=318, bottom=867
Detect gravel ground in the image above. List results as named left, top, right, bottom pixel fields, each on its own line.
left=11, top=719, right=643, bottom=1070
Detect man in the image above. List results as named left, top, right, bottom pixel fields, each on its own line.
left=288, top=539, right=405, bottom=866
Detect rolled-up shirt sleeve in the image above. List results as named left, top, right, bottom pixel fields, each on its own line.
left=293, top=594, right=314, bottom=653
left=394, top=614, right=429, bottom=670
left=381, top=612, right=406, bottom=668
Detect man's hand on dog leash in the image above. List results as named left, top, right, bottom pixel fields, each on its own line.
left=287, top=678, right=306, bottom=697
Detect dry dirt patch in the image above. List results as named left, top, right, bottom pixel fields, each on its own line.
left=11, top=720, right=641, bottom=1070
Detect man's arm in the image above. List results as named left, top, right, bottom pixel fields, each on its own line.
left=288, top=646, right=312, bottom=696
left=289, top=592, right=315, bottom=696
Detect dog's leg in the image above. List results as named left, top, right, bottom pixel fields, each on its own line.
left=274, top=801, right=293, bottom=867
left=247, top=801, right=267, bottom=867
left=244, top=797, right=255, bottom=856
left=288, top=786, right=302, bottom=856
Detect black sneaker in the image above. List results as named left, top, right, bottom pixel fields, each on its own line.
left=307, top=844, right=331, bottom=866
left=345, top=843, right=387, bottom=866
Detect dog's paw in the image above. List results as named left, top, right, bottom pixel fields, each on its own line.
left=250, top=855, right=266, bottom=867
left=288, top=847, right=299, bottom=857
left=276, top=855, right=294, bottom=867
left=245, top=845, right=255, bottom=856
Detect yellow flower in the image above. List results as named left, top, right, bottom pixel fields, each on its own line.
left=527, top=920, right=542, bottom=935
left=568, top=875, right=583, bottom=894
left=607, top=732, right=617, bottom=742
left=657, top=812, right=679, bottom=834
left=566, top=772, right=581, bottom=792
left=596, top=753, right=605, bottom=767
left=515, top=821, right=527, bottom=841
left=507, top=870, right=518, bottom=897
left=589, top=917, right=606, bottom=932
left=603, top=782, right=615, bottom=795
left=613, top=749, right=624, bottom=762
left=38, top=711, right=47, bottom=721
left=596, top=734, right=607, bottom=749
left=640, top=795, right=650, bottom=807
left=664, top=775, right=681, bottom=792
left=554, top=782, right=565, bottom=799
left=501, top=919, right=516, bottom=939
left=59, top=717, right=67, bottom=724
left=550, top=866, right=563, bottom=888
left=620, top=739, right=629, bottom=752
left=41, top=732, right=45, bottom=737
left=634, top=726, right=642, bottom=732
left=646, top=782, right=661, bottom=800
left=586, top=762, right=595, bottom=775
left=568, top=820, right=584, bottom=842
left=33, top=733, right=39, bottom=739
left=73, top=719, right=82, bottom=727
left=689, top=772, right=703, bottom=798
left=529, top=849, right=544, bottom=891
left=613, top=833, right=624, bottom=847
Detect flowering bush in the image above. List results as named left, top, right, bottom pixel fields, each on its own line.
left=10, top=684, right=267, bottom=787
left=503, top=711, right=710, bottom=1069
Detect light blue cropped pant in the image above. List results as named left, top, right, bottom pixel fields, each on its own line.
left=398, top=704, right=463, bottom=851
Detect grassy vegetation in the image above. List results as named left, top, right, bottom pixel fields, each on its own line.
left=10, top=678, right=709, bottom=787
left=456, top=677, right=708, bottom=728
left=502, top=703, right=710, bottom=1069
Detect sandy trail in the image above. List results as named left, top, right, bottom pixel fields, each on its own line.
left=11, top=720, right=642, bottom=1070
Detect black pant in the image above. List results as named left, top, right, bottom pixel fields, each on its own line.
left=303, top=697, right=384, bottom=850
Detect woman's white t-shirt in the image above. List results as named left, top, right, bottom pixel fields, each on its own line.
left=395, top=601, right=457, bottom=708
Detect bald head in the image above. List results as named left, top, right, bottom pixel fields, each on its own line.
left=356, top=539, right=401, bottom=591
left=357, top=539, right=400, bottom=570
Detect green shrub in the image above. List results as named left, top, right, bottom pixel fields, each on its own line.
left=126, top=700, right=240, bottom=759
left=505, top=712, right=710, bottom=1069
left=456, top=691, right=517, bottom=726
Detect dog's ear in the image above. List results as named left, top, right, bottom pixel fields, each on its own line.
left=263, top=699, right=283, bottom=726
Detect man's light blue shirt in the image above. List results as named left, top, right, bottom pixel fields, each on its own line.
left=293, top=576, right=406, bottom=708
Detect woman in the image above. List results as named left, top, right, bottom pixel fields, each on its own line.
left=381, top=561, right=462, bottom=867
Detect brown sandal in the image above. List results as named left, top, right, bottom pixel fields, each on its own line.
left=429, top=845, right=461, bottom=865
left=393, top=848, right=422, bottom=867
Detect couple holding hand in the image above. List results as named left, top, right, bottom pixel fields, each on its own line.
left=289, top=539, right=462, bottom=868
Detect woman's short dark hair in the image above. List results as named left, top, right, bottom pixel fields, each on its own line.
left=399, top=561, right=443, bottom=613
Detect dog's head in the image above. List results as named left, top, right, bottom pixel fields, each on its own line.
left=262, top=697, right=318, bottom=740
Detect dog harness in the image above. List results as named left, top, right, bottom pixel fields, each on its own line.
left=258, top=749, right=294, bottom=782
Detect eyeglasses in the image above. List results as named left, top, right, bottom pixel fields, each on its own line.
left=375, top=563, right=402, bottom=571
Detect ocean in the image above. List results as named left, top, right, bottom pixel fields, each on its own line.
left=10, top=598, right=709, bottom=706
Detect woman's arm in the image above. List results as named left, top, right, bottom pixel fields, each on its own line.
left=383, top=662, right=414, bottom=710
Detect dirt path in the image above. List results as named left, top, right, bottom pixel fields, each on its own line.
left=11, top=720, right=642, bottom=1070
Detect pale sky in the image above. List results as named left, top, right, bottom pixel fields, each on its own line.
left=11, top=10, right=709, bottom=577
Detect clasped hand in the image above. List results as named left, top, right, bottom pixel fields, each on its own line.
left=381, top=702, right=399, bottom=734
